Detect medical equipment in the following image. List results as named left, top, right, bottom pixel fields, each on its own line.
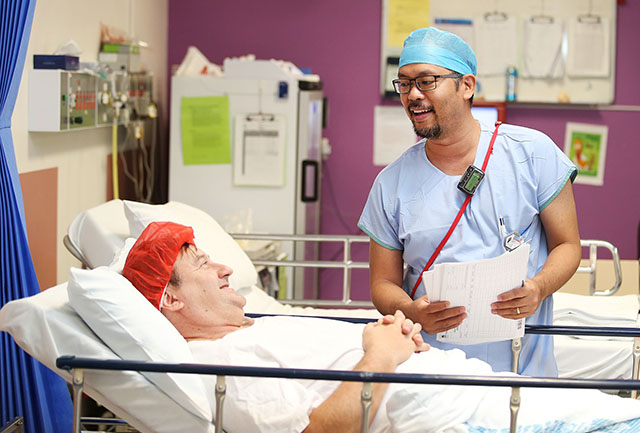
left=169, top=58, right=325, bottom=299
left=456, top=164, right=485, bottom=195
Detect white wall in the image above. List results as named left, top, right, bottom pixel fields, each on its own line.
left=12, top=0, right=168, bottom=283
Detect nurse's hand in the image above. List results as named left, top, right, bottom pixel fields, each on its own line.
left=491, top=278, right=543, bottom=319
left=406, top=295, right=467, bottom=334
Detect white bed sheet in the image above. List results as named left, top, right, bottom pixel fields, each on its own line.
left=553, top=292, right=640, bottom=380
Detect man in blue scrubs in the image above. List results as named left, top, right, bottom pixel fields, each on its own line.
left=358, top=27, right=581, bottom=376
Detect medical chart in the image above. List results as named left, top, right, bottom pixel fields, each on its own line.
left=423, top=244, right=529, bottom=345
left=233, top=114, right=286, bottom=186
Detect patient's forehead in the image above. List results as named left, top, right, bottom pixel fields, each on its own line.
left=174, top=244, right=207, bottom=267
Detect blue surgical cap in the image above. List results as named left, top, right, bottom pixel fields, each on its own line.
left=399, top=27, right=477, bottom=76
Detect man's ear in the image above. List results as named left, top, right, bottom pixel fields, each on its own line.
left=161, top=287, right=183, bottom=312
left=461, top=74, right=476, bottom=101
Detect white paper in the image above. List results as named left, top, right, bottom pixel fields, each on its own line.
left=233, top=115, right=286, bottom=186
left=474, top=15, right=519, bottom=76
left=522, top=18, right=564, bottom=78
left=422, top=244, right=529, bottom=345
left=567, top=16, right=610, bottom=78
left=373, top=106, right=418, bottom=166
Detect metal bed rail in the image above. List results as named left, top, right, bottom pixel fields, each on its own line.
left=578, top=239, right=623, bottom=295
left=0, top=418, right=23, bottom=433
left=230, top=233, right=371, bottom=308
left=229, top=235, right=625, bottom=306
left=57, top=355, right=640, bottom=433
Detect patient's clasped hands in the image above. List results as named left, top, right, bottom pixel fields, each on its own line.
left=363, top=310, right=430, bottom=367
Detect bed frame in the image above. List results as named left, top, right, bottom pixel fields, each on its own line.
left=57, top=338, right=640, bottom=433
left=60, top=232, right=639, bottom=432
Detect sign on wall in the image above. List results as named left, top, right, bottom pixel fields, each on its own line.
left=564, top=122, right=608, bottom=186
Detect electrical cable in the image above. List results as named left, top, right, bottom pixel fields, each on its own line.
left=111, top=110, right=119, bottom=200
left=119, top=125, right=140, bottom=200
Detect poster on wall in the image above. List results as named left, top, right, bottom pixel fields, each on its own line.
left=564, top=122, right=608, bottom=186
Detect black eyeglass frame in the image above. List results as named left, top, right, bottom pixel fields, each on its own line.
left=391, top=73, right=462, bottom=94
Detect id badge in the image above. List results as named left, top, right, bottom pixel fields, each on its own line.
left=504, top=232, right=524, bottom=251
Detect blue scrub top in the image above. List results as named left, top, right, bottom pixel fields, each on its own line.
left=358, top=121, right=577, bottom=376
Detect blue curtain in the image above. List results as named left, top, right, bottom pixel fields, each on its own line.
left=0, top=0, right=73, bottom=431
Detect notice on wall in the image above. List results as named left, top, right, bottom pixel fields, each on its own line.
left=387, top=0, right=430, bottom=48
left=564, top=122, right=608, bottom=186
left=180, top=96, right=231, bottom=165
left=373, top=106, right=418, bottom=166
left=233, top=114, right=286, bottom=187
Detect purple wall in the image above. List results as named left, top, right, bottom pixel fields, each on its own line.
left=169, top=0, right=640, bottom=301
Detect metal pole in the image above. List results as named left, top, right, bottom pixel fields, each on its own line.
left=509, top=387, right=521, bottom=433
left=633, top=337, right=640, bottom=399
left=71, top=369, right=84, bottom=433
left=214, top=375, right=226, bottom=433
left=511, top=338, right=522, bottom=374
left=360, top=382, right=372, bottom=433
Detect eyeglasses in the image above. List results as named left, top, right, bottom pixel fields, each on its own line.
left=391, top=73, right=462, bottom=94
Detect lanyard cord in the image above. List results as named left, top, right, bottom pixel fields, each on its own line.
left=410, top=121, right=502, bottom=299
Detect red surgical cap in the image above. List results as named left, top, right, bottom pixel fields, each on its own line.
left=123, top=221, right=195, bottom=310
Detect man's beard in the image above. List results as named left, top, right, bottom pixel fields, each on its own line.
left=409, top=102, right=442, bottom=139
left=413, top=122, right=442, bottom=139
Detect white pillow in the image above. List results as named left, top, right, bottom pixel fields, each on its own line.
left=0, top=284, right=216, bottom=433
left=67, top=266, right=212, bottom=422
left=123, top=200, right=257, bottom=290
left=107, top=237, right=136, bottom=273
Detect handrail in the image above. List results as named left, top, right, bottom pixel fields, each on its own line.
left=0, top=418, right=23, bottom=433
left=576, top=239, right=622, bottom=296
left=230, top=233, right=371, bottom=307
left=56, top=355, right=640, bottom=391
left=230, top=235, right=626, bottom=307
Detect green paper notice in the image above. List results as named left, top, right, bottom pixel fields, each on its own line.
left=181, top=96, right=231, bottom=165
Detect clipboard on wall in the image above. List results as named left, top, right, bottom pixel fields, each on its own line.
left=233, top=113, right=286, bottom=187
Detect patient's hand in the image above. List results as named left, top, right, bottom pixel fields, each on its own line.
left=364, top=310, right=429, bottom=367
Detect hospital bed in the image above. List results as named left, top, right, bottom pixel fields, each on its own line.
left=1, top=199, right=639, bottom=433
left=61, top=199, right=640, bottom=381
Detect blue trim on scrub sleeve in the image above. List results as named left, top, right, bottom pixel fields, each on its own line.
left=358, top=223, right=400, bottom=251
left=540, top=167, right=577, bottom=211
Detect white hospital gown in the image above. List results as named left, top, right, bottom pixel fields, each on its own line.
left=189, top=316, right=640, bottom=433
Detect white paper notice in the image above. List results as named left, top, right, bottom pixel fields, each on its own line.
left=567, top=16, right=610, bottom=78
left=474, top=15, right=519, bottom=76
left=373, top=106, right=418, bottom=166
left=233, top=114, right=286, bottom=186
left=422, top=245, right=529, bottom=345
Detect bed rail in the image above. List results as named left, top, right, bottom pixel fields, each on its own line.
left=578, top=239, right=623, bottom=296
left=56, top=355, right=640, bottom=433
left=230, top=235, right=625, bottom=306
left=230, top=233, right=372, bottom=308
left=0, top=418, right=23, bottom=433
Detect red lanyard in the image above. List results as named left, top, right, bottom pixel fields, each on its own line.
left=410, top=121, right=502, bottom=299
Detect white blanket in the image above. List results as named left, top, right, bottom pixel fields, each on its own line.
left=190, top=316, right=640, bottom=433
left=388, top=348, right=640, bottom=432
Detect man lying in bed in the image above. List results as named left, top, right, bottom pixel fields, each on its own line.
left=122, top=221, right=640, bottom=433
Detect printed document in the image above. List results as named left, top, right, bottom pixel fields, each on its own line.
left=423, top=244, right=529, bottom=345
